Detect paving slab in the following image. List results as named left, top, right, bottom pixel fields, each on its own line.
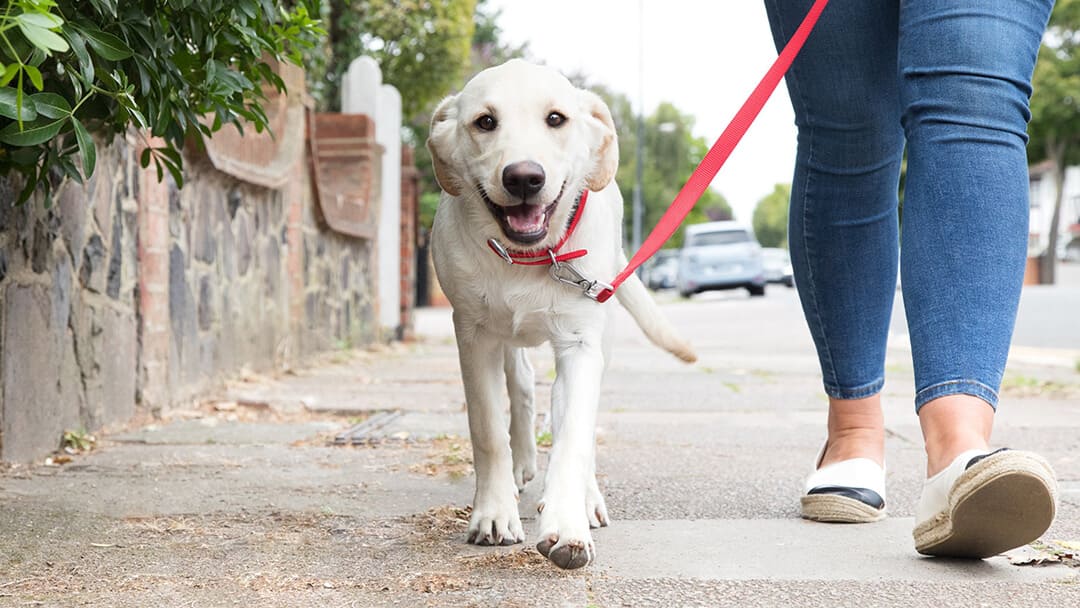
left=592, top=518, right=1076, bottom=583
left=3, top=288, right=1079, bottom=606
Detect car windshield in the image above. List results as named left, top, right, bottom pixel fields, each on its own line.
left=687, top=230, right=750, bottom=247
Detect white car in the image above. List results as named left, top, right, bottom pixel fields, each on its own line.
left=762, top=247, right=794, bottom=287
left=676, top=222, right=766, bottom=298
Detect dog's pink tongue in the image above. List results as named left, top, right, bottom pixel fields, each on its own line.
left=504, top=204, right=545, bottom=233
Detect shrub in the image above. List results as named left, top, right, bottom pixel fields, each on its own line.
left=0, top=0, right=323, bottom=205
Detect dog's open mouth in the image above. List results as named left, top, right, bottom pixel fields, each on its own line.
left=482, top=184, right=565, bottom=245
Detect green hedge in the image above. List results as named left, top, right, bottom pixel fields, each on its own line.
left=0, top=0, right=323, bottom=205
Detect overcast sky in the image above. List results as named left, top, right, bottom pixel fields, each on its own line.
left=485, top=0, right=798, bottom=222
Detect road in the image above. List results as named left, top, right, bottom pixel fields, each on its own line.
left=1, top=280, right=1078, bottom=606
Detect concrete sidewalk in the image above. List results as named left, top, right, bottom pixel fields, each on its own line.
left=2, top=289, right=1079, bottom=607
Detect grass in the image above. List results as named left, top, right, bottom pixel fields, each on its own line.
left=536, top=431, right=553, bottom=447
left=61, top=429, right=96, bottom=452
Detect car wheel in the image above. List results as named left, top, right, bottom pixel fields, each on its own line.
left=748, top=284, right=766, bottom=297
left=679, top=290, right=693, bottom=299
left=783, top=278, right=794, bottom=288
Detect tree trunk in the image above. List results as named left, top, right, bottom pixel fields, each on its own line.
left=1040, top=140, right=1067, bottom=285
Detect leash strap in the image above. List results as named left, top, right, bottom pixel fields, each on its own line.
left=593, top=0, right=829, bottom=303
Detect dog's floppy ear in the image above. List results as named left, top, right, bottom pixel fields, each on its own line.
left=580, top=90, right=619, bottom=191
left=426, top=94, right=462, bottom=196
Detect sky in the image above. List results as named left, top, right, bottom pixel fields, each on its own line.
left=485, top=0, right=798, bottom=222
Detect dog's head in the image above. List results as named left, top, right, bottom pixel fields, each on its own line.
left=427, top=59, right=618, bottom=247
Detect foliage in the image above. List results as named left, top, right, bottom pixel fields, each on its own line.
left=0, top=0, right=323, bottom=206
left=322, top=0, right=476, bottom=119
left=1029, top=0, right=1080, bottom=283
left=415, top=0, right=526, bottom=230
left=469, top=0, right=526, bottom=72
left=752, top=183, right=790, bottom=248
left=590, top=89, right=731, bottom=249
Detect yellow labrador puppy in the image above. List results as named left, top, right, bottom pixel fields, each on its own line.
left=427, top=59, right=695, bottom=569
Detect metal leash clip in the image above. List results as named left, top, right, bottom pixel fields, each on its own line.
left=488, top=238, right=515, bottom=264
left=547, top=251, right=613, bottom=301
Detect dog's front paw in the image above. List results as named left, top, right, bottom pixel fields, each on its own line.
left=467, top=491, right=525, bottom=546
left=535, top=499, right=594, bottom=569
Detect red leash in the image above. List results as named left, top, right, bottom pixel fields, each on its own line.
left=593, top=0, right=829, bottom=303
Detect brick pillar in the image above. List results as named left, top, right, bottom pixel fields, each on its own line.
left=136, top=138, right=171, bottom=411
left=285, top=156, right=307, bottom=360
left=399, top=146, right=419, bottom=340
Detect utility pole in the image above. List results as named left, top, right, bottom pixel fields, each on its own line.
left=632, top=0, right=644, bottom=256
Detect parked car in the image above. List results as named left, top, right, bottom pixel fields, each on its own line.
left=676, top=222, right=766, bottom=298
left=762, top=247, right=794, bottom=287
left=644, top=250, right=679, bottom=290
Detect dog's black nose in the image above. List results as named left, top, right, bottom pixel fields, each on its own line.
left=502, top=161, right=546, bottom=198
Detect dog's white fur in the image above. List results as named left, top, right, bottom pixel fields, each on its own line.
left=427, top=59, right=695, bottom=569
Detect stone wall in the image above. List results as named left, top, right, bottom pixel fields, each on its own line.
left=158, top=155, right=376, bottom=406
left=0, top=140, right=140, bottom=460
left=0, top=63, right=415, bottom=463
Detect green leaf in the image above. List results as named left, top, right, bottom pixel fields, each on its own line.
left=28, top=92, right=69, bottom=118
left=0, top=118, right=65, bottom=146
left=17, top=12, right=64, bottom=30
left=71, top=116, right=96, bottom=176
left=0, top=64, right=19, bottom=88
left=18, top=22, right=70, bottom=54
left=23, top=65, right=44, bottom=91
left=79, top=26, right=133, bottom=61
left=140, top=146, right=152, bottom=168
left=63, top=28, right=95, bottom=83
left=0, top=87, right=38, bottom=121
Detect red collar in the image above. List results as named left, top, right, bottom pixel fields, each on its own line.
left=486, top=190, right=589, bottom=266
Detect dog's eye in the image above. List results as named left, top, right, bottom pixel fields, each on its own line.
left=546, top=112, right=567, bottom=128
left=474, top=114, right=497, bottom=131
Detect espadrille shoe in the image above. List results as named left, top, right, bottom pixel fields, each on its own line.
left=801, top=443, right=886, bottom=523
left=913, top=448, right=1057, bottom=558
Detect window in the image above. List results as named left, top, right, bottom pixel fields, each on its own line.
left=688, top=230, right=750, bottom=247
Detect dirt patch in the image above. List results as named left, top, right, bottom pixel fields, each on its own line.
left=458, top=548, right=551, bottom=571
left=406, top=504, right=472, bottom=539
left=408, top=572, right=474, bottom=593
left=408, top=437, right=474, bottom=480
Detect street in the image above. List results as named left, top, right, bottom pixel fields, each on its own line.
left=2, top=278, right=1079, bottom=606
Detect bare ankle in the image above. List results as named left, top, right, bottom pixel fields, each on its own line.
left=820, top=395, right=885, bottom=468
left=919, top=395, right=993, bottom=477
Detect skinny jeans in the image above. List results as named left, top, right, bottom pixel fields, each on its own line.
left=763, top=0, right=1054, bottom=410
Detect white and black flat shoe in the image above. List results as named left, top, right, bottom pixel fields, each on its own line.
left=913, top=448, right=1057, bottom=558
left=801, top=442, right=886, bottom=523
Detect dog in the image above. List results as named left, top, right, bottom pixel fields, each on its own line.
left=426, top=59, right=696, bottom=570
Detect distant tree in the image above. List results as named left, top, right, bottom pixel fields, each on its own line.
left=319, top=0, right=476, bottom=120
left=414, top=0, right=527, bottom=229
left=1029, top=0, right=1080, bottom=284
left=752, top=184, right=791, bottom=248
left=470, top=0, right=528, bottom=74
left=587, top=91, right=732, bottom=249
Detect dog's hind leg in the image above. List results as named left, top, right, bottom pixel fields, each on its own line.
left=454, top=315, right=525, bottom=546
left=504, top=345, right=538, bottom=492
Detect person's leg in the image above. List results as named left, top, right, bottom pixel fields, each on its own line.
left=765, top=0, right=903, bottom=469
left=899, top=0, right=1057, bottom=557
left=897, top=0, right=1054, bottom=476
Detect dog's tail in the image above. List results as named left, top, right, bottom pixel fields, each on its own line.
left=614, top=270, right=697, bottom=363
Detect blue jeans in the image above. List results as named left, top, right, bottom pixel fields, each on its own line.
left=764, top=0, right=1054, bottom=411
